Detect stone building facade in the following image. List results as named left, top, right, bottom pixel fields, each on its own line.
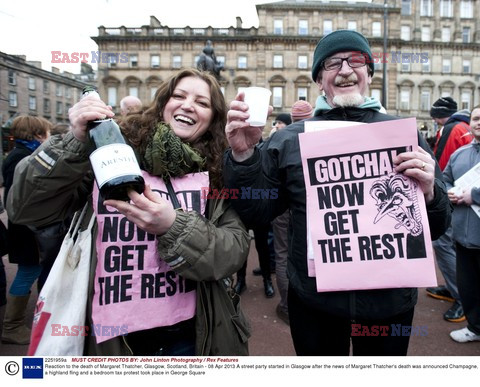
left=0, top=52, right=92, bottom=150
left=92, top=0, right=480, bottom=136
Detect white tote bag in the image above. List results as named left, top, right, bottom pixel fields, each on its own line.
left=28, top=204, right=95, bottom=356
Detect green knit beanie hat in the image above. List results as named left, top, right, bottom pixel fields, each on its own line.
left=311, top=30, right=374, bottom=81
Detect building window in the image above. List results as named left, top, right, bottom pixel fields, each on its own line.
left=298, top=55, right=308, bottom=69
left=463, top=59, right=472, bottom=73
left=151, top=55, right=160, bottom=68
left=56, top=102, right=63, bottom=115
left=272, top=87, right=283, bottom=108
left=273, top=55, right=283, bottom=69
left=173, top=28, right=185, bottom=35
left=298, top=20, right=308, bottom=35
left=9, top=91, right=17, bottom=107
left=150, top=87, right=158, bottom=101
left=400, top=90, right=410, bottom=110
left=28, top=77, right=36, bottom=90
left=274, top=19, right=283, bottom=35
left=129, top=54, right=138, bottom=68
left=462, top=27, right=471, bottom=43
left=442, top=27, right=451, bottom=42
left=43, top=80, right=49, bottom=94
left=401, top=26, right=411, bottom=40
left=323, top=20, right=332, bottom=35
left=107, top=54, right=117, bottom=68
left=460, top=1, right=473, bottom=18
left=128, top=87, right=138, bottom=98
left=442, top=58, right=452, bottom=73
left=297, top=87, right=308, bottom=101
left=421, top=26, right=431, bottom=42
left=216, top=55, right=225, bottom=67
left=420, top=0, right=432, bottom=16
left=461, top=91, right=471, bottom=110
left=347, top=21, right=357, bottom=31
left=8, top=70, right=16, bottom=85
left=238, top=55, right=247, bottom=69
left=371, top=89, right=381, bottom=103
left=56, top=84, right=63, bottom=97
left=44, top=99, right=50, bottom=113
left=401, top=0, right=412, bottom=15
left=422, top=60, right=431, bottom=73
left=28, top=96, right=36, bottom=110
left=372, top=22, right=381, bottom=37
left=401, top=61, right=411, bottom=72
left=65, top=87, right=71, bottom=99
left=107, top=87, right=117, bottom=107
left=441, top=90, right=451, bottom=98
left=440, top=0, right=452, bottom=17
left=420, top=90, right=431, bottom=111
left=173, top=55, right=182, bottom=69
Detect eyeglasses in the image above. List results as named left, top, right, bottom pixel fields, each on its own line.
left=322, top=55, right=367, bottom=71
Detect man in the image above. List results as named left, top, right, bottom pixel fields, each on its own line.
left=269, top=113, right=291, bottom=136
left=271, top=101, right=314, bottom=326
left=119, top=96, right=142, bottom=116
left=443, top=106, right=480, bottom=342
left=427, top=99, right=472, bottom=322
left=223, top=30, right=452, bottom=355
left=251, top=112, right=292, bottom=279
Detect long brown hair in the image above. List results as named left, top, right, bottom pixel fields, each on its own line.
left=120, top=68, right=228, bottom=189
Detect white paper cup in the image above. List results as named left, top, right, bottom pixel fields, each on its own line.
left=243, top=87, right=272, bottom=126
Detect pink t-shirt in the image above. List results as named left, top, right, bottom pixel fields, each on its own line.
left=91, top=171, right=209, bottom=343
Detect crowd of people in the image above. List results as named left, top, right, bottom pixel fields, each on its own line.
left=0, top=28, right=479, bottom=356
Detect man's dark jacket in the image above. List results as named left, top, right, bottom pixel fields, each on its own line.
left=224, top=107, right=452, bottom=320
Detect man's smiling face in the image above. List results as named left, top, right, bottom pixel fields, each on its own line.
left=316, top=51, right=372, bottom=108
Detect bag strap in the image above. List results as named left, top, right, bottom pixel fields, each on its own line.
left=69, top=203, right=89, bottom=241
left=165, top=179, right=182, bottom=210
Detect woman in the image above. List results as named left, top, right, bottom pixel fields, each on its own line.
left=2, top=115, right=51, bottom=345
left=7, top=69, right=250, bottom=355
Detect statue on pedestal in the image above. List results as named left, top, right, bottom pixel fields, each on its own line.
left=197, top=40, right=224, bottom=79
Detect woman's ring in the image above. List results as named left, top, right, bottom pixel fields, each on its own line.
left=421, top=161, right=426, bottom=170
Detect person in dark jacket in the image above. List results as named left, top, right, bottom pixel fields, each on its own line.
left=426, top=100, right=472, bottom=323
left=223, top=30, right=452, bottom=356
left=1, top=115, right=51, bottom=345
left=444, top=106, right=480, bottom=343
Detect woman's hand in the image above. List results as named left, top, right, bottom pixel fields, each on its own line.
left=68, top=95, right=114, bottom=142
left=225, top=92, right=273, bottom=161
left=393, top=147, right=436, bottom=204
left=103, top=185, right=177, bottom=235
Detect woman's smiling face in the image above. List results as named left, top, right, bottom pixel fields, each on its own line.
left=163, top=76, right=213, bottom=143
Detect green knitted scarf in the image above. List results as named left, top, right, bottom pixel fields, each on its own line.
left=143, top=122, right=205, bottom=180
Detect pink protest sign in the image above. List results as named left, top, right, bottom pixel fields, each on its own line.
left=91, top=171, right=209, bottom=343
left=299, top=118, right=437, bottom=292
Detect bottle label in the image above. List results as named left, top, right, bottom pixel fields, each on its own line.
left=89, top=144, right=142, bottom=187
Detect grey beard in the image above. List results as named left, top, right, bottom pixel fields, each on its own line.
left=332, top=93, right=364, bottom=107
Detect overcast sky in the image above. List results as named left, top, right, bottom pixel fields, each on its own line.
left=0, top=0, right=369, bottom=74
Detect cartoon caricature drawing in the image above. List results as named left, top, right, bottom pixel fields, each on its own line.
left=370, top=173, right=423, bottom=237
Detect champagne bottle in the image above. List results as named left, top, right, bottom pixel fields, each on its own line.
left=82, top=86, right=145, bottom=201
